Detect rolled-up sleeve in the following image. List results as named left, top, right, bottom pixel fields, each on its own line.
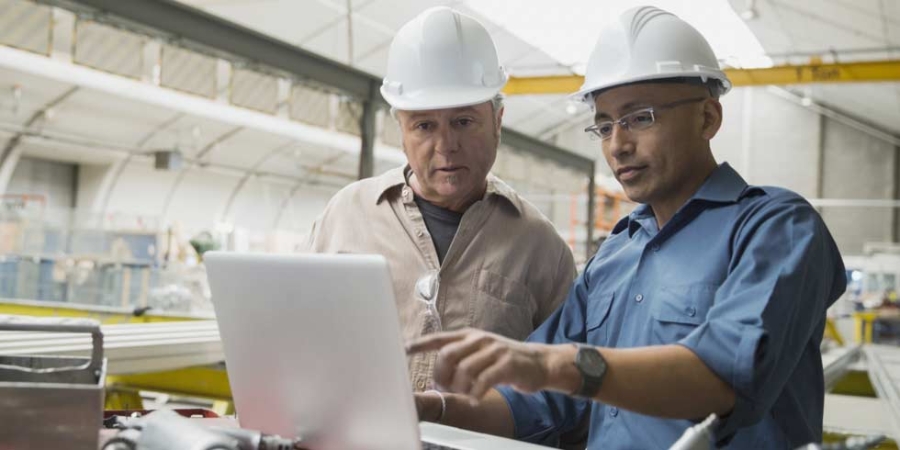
left=497, top=257, right=595, bottom=445
left=498, top=387, right=589, bottom=446
left=677, top=195, right=845, bottom=442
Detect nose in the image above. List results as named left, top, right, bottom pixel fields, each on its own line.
left=605, top=123, right=634, bottom=160
left=434, top=126, right=460, bottom=155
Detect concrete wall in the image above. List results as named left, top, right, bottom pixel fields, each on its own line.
left=7, top=157, right=77, bottom=209
left=714, top=87, right=822, bottom=198
left=820, top=119, right=896, bottom=256
left=713, top=87, right=897, bottom=256
left=76, top=163, right=107, bottom=212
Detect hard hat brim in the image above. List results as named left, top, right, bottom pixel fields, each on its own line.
left=380, top=85, right=503, bottom=112
left=571, top=72, right=732, bottom=105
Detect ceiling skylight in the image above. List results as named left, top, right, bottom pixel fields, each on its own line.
left=464, top=0, right=772, bottom=74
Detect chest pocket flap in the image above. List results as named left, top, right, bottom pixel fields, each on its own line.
left=586, top=293, right=614, bottom=331
left=478, top=269, right=534, bottom=306
left=651, top=284, right=717, bottom=326
left=474, top=269, right=536, bottom=340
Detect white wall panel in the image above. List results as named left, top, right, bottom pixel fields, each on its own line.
left=821, top=119, right=896, bottom=255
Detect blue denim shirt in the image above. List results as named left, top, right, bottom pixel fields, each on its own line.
left=498, top=163, right=846, bottom=449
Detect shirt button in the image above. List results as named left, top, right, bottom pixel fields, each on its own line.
left=416, top=230, right=424, bottom=237
left=652, top=244, right=660, bottom=252
left=609, top=407, right=618, bottom=417
left=635, top=294, right=643, bottom=303
left=416, top=379, right=426, bottom=390
left=686, top=306, right=696, bottom=317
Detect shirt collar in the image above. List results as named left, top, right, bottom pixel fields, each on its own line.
left=375, top=166, right=407, bottom=203
left=375, top=165, right=523, bottom=214
left=484, top=173, right=524, bottom=214
left=690, top=162, right=748, bottom=204
left=620, top=162, right=749, bottom=238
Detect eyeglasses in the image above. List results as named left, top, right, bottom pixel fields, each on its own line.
left=584, top=97, right=707, bottom=141
left=415, top=270, right=443, bottom=334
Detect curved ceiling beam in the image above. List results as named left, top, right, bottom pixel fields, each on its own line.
left=0, top=119, right=350, bottom=191
left=219, top=121, right=359, bottom=225
left=216, top=138, right=297, bottom=223
left=0, top=46, right=408, bottom=167
left=97, top=112, right=185, bottom=217
left=270, top=180, right=308, bottom=232
left=0, top=86, right=79, bottom=193
left=269, top=153, right=355, bottom=232
left=158, top=125, right=243, bottom=224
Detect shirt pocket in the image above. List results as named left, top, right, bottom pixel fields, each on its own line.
left=473, top=269, right=536, bottom=340
left=650, top=284, right=717, bottom=343
left=585, top=293, right=614, bottom=346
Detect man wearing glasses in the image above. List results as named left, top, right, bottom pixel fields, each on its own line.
left=409, top=6, right=846, bottom=449
left=305, top=6, right=576, bottom=393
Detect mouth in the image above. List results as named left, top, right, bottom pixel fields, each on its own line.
left=616, top=165, right=647, bottom=182
left=435, top=166, right=464, bottom=173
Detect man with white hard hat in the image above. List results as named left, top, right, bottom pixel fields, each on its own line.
left=409, top=6, right=846, bottom=449
left=306, top=7, right=575, bottom=393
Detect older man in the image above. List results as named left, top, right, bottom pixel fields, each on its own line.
left=409, top=6, right=846, bottom=449
left=305, top=6, right=575, bottom=393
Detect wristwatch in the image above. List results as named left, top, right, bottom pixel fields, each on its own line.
left=573, top=344, right=607, bottom=398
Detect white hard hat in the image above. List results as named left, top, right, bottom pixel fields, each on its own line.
left=573, top=6, right=732, bottom=103
left=380, top=6, right=508, bottom=111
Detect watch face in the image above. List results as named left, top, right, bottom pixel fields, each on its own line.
left=577, top=346, right=607, bottom=378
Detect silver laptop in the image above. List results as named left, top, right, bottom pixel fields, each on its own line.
left=205, top=252, right=547, bottom=450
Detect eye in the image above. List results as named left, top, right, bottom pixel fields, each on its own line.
left=456, top=118, right=474, bottom=127
left=628, top=111, right=654, bottom=126
left=415, top=122, right=433, bottom=131
left=598, top=123, right=614, bottom=137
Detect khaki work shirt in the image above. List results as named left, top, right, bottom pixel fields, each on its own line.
left=305, top=166, right=576, bottom=391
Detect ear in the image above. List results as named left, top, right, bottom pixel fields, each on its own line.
left=700, top=99, right=723, bottom=140
left=496, top=105, right=505, bottom=128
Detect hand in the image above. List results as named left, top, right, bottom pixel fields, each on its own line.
left=414, top=391, right=443, bottom=422
left=406, top=328, right=563, bottom=401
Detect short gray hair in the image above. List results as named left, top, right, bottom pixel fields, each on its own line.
left=390, top=93, right=505, bottom=121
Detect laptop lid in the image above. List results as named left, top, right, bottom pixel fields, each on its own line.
left=205, top=252, right=421, bottom=450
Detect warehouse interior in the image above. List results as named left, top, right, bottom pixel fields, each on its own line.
left=1, top=0, right=899, bottom=448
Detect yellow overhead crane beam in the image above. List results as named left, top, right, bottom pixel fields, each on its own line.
left=502, top=59, right=900, bottom=95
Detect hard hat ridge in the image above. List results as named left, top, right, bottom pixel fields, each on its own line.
left=573, top=6, right=732, bottom=104
left=381, top=7, right=508, bottom=111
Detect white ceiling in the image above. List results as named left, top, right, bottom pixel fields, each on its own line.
left=732, top=0, right=900, bottom=135
left=0, top=64, right=359, bottom=185
left=179, top=0, right=900, bottom=140
left=177, top=0, right=585, bottom=150
left=0, top=0, right=896, bottom=206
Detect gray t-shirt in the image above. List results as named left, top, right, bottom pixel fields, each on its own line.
left=413, top=195, right=463, bottom=264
